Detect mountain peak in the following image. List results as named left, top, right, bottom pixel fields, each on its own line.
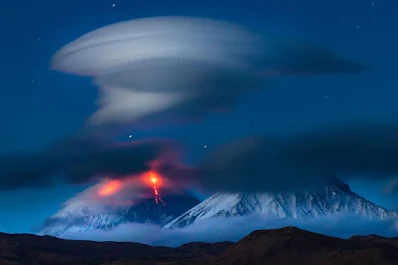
left=164, top=183, right=397, bottom=229
left=332, top=182, right=352, bottom=193
left=248, top=226, right=302, bottom=237
left=242, top=226, right=321, bottom=242
left=40, top=191, right=200, bottom=237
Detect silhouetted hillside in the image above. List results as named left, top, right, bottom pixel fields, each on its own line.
left=1, top=227, right=398, bottom=265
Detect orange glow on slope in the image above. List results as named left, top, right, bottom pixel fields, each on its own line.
left=98, top=180, right=121, bottom=196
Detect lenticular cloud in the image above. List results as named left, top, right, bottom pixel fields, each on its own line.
left=51, top=16, right=365, bottom=128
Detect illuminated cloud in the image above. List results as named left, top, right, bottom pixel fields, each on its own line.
left=51, top=17, right=264, bottom=76
left=4, top=122, right=398, bottom=194
left=45, top=176, right=158, bottom=218
left=0, top=136, right=179, bottom=189
left=51, top=16, right=366, bottom=128
left=37, top=174, right=200, bottom=236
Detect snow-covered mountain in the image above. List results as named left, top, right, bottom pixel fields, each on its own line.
left=164, top=183, right=398, bottom=229
left=40, top=191, right=200, bottom=237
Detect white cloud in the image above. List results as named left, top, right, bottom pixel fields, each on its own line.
left=57, top=213, right=398, bottom=247
left=52, top=16, right=364, bottom=129
left=51, top=17, right=265, bottom=127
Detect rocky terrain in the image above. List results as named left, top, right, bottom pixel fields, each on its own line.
left=203, top=227, right=398, bottom=265
left=1, top=227, right=398, bottom=265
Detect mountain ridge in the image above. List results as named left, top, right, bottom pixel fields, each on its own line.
left=165, top=183, right=398, bottom=229
left=40, top=190, right=200, bottom=237
left=1, top=227, right=398, bottom=265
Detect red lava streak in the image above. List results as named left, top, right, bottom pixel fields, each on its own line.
left=145, top=171, right=165, bottom=205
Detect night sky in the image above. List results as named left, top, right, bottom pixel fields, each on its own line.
left=1, top=0, right=398, bottom=233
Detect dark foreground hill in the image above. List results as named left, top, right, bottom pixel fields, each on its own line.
left=1, top=227, right=398, bottom=265
left=204, top=227, right=398, bottom=265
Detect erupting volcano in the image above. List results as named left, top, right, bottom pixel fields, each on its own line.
left=145, top=171, right=165, bottom=205
left=96, top=171, right=166, bottom=204
left=40, top=171, right=200, bottom=236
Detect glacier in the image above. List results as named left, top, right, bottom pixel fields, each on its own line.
left=164, top=183, right=398, bottom=229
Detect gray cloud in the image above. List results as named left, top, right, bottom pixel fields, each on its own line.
left=0, top=136, right=177, bottom=189
left=5, top=122, right=398, bottom=193
left=52, top=16, right=366, bottom=128
left=384, top=178, right=398, bottom=194
left=194, top=123, right=398, bottom=193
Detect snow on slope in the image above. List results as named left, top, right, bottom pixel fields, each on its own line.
left=40, top=191, right=200, bottom=237
left=164, top=183, right=398, bottom=229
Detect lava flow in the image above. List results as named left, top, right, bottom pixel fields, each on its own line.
left=146, top=171, right=165, bottom=205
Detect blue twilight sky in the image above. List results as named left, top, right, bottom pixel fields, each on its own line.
left=0, top=0, right=398, bottom=233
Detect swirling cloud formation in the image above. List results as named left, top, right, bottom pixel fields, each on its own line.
left=52, top=16, right=366, bottom=128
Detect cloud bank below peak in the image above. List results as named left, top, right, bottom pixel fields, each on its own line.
left=56, top=213, right=398, bottom=247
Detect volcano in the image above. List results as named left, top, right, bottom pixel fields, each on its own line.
left=40, top=189, right=200, bottom=237
left=164, top=183, right=398, bottom=229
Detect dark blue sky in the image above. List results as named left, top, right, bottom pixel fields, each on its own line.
left=1, top=0, right=397, bottom=233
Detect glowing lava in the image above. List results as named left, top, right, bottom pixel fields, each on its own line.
left=98, top=180, right=121, bottom=196
left=145, top=171, right=165, bottom=205
left=151, top=176, right=158, bottom=185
